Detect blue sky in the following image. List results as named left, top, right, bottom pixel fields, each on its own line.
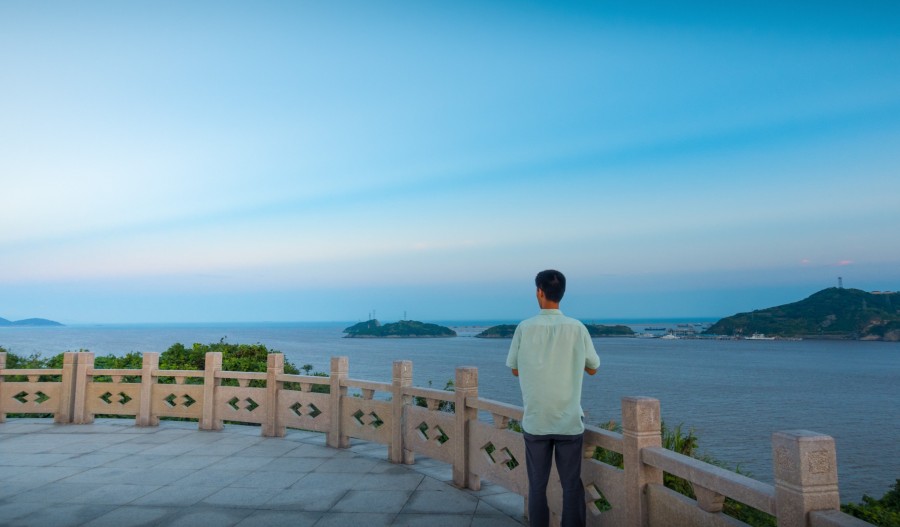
left=2, top=1, right=899, bottom=324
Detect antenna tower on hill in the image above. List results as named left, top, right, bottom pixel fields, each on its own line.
left=838, top=277, right=843, bottom=288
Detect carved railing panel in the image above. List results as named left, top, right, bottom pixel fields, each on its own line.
left=0, top=381, right=62, bottom=416
left=341, top=397, right=391, bottom=444
left=151, top=383, right=205, bottom=420
left=278, top=389, right=330, bottom=433
left=583, top=458, right=626, bottom=526
left=468, top=419, right=527, bottom=495
left=216, top=386, right=268, bottom=425
left=86, top=381, right=141, bottom=417
left=403, top=404, right=455, bottom=464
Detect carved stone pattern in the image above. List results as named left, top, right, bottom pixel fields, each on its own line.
left=417, top=422, right=450, bottom=445
left=351, top=409, right=383, bottom=428
left=13, top=391, right=51, bottom=405
left=482, top=442, right=519, bottom=471
left=775, top=445, right=791, bottom=470
left=807, top=450, right=832, bottom=475
left=458, top=369, right=478, bottom=388
left=290, top=402, right=322, bottom=418
left=638, top=405, right=658, bottom=429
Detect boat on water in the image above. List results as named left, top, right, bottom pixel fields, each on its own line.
left=660, top=334, right=679, bottom=340
left=745, top=333, right=776, bottom=340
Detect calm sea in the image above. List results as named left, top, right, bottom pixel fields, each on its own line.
left=2, top=321, right=898, bottom=503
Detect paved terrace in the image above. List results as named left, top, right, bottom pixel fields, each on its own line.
left=0, top=418, right=525, bottom=527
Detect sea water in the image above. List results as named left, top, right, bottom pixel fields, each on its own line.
left=1, top=322, right=898, bottom=503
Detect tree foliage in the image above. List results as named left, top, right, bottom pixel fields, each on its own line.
left=842, top=480, right=900, bottom=527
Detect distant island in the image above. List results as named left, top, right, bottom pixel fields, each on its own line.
left=704, top=288, right=900, bottom=341
left=0, top=317, right=64, bottom=327
left=475, top=323, right=635, bottom=338
left=586, top=324, right=635, bottom=337
left=474, top=324, right=517, bottom=338
left=344, top=319, right=456, bottom=338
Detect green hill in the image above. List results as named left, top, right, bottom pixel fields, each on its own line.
left=475, top=324, right=518, bottom=338
left=475, top=323, right=634, bottom=338
left=585, top=324, right=635, bottom=337
left=344, top=319, right=456, bottom=338
left=704, top=288, right=900, bottom=340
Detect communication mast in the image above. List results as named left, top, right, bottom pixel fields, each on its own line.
left=838, top=277, right=843, bottom=289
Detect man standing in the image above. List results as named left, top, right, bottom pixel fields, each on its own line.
left=506, top=270, right=600, bottom=527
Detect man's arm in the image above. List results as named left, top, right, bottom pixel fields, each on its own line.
left=584, top=367, right=597, bottom=375
left=511, top=368, right=519, bottom=377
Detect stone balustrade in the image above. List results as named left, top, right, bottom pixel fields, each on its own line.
left=0, top=351, right=874, bottom=527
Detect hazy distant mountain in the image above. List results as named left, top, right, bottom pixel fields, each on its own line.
left=0, top=317, right=64, bottom=327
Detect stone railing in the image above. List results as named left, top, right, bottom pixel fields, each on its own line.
left=0, top=351, right=874, bottom=527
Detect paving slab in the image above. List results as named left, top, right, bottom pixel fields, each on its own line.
left=0, top=419, right=526, bottom=526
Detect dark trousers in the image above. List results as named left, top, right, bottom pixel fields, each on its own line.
left=523, top=432, right=586, bottom=527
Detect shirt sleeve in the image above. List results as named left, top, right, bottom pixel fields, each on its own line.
left=583, top=326, right=600, bottom=370
left=506, top=325, right=521, bottom=369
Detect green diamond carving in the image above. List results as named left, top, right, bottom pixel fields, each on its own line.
left=13, top=391, right=28, bottom=404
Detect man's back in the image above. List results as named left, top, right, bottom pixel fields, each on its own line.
left=506, top=309, right=600, bottom=436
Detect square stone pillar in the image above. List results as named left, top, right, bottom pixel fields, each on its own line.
left=327, top=356, right=350, bottom=449
left=453, top=366, right=479, bottom=490
left=137, top=352, right=159, bottom=427
left=200, top=352, right=223, bottom=431
left=773, top=430, right=841, bottom=527
left=0, top=352, right=7, bottom=423
left=622, top=396, right=663, bottom=527
left=72, top=352, right=94, bottom=424
left=391, top=360, right=414, bottom=464
left=263, top=353, right=285, bottom=437
left=53, top=352, right=78, bottom=424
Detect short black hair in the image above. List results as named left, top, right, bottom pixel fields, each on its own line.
left=535, top=269, right=566, bottom=302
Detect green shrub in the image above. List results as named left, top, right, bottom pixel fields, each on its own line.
left=842, top=480, right=900, bottom=527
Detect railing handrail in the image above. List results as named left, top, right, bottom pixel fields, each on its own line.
left=403, top=385, right=454, bottom=402
left=466, top=396, right=523, bottom=420
left=642, top=445, right=777, bottom=514
left=0, top=368, right=64, bottom=376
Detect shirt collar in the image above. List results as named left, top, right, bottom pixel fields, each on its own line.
left=540, top=309, right=563, bottom=315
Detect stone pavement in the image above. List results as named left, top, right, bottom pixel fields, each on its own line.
left=0, top=419, right=526, bottom=527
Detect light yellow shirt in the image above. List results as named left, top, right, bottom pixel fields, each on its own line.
left=506, top=309, right=600, bottom=435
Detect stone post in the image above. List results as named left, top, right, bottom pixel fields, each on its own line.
left=327, top=356, right=349, bottom=449
left=391, top=360, right=414, bottom=464
left=137, top=352, right=159, bottom=427
left=55, top=352, right=79, bottom=424
left=263, top=353, right=285, bottom=437
left=72, top=352, right=95, bottom=424
left=453, top=366, right=480, bottom=490
left=200, top=352, right=223, bottom=431
left=773, top=430, right=841, bottom=527
left=0, top=352, right=6, bottom=423
left=622, top=396, right=663, bottom=527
